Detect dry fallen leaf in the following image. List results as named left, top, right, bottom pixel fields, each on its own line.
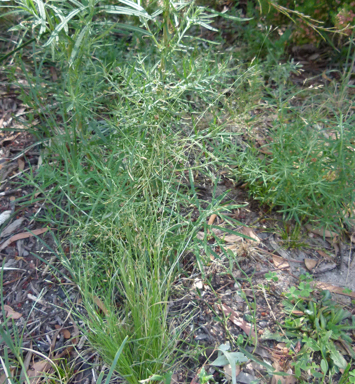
left=317, top=249, right=334, bottom=261
left=62, top=329, right=71, bottom=339
left=291, top=310, right=304, bottom=316
left=223, top=364, right=241, bottom=381
left=27, top=360, right=51, bottom=384
left=272, top=255, right=290, bottom=270
left=170, top=373, right=179, bottom=384
left=0, top=217, right=25, bottom=238
left=312, top=282, right=355, bottom=298
left=271, top=374, right=297, bottom=384
left=305, top=224, right=337, bottom=238
left=93, top=296, right=109, bottom=315
left=239, top=227, right=260, bottom=243
left=223, top=234, right=243, bottom=243
left=0, top=135, right=17, bottom=146
left=219, top=304, right=256, bottom=344
left=304, top=258, right=317, bottom=271
left=196, top=231, right=205, bottom=240
left=0, top=372, right=8, bottom=384
left=3, top=305, right=22, bottom=319
left=322, top=71, right=333, bottom=82
left=0, top=228, right=48, bottom=251
left=208, top=214, right=217, bottom=226
left=20, top=349, right=33, bottom=384
left=0, top=368, right=15, bottom=384
left=17, top=158, right=25, bottom=171
left=271, top=361, right=297, bottom=384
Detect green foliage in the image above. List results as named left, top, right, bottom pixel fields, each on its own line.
left=264, top=271, right=279, bottom=282
left=197, top=367, right=214, bottom=384
left=282, top=284, right=355, bottom=379
left=227, top=59, right=355, bottom=231
left=2, top=0, right=355, bottom=382
left=279, top=223, right=304, bottom=249
left=237, top=111, right=355, bottom=229
left=210, top=344, right=248, bottom=384
left=258, top=0, right=355, bottom=45
left=6, top=6, right=253, bottom=380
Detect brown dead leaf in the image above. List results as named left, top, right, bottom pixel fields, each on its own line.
left=0, top=135, right=17, bottom=146
left=317, top=249, right=334, bottom=261
left=0, top=228, right=48, bottom=251
left=62, top=329, right=71, bottom=339
left=305, top=224, right=338, bottom=238
left=272, top=255, right=290, bottom=270
left=291, top=310, right=304, bottom=316
left=208, top=214, right=217, bottom=226
left=1, top=217, right=25, bottom=238
left=3, top=305, right=22, bottom=319
left=211, top=227, right=224, bottom=236
left=20, top=349, right=33, bottom=384
left=17, top=158, right=25, bottom=171
left=312, top=282, right=355, bottom=298
left=0, top=373, right=8, bottom=384
left=304, top=258, right=317, bottom=271
left=0, top=368, right=15, bottom=384
left=271, top=361, right=297, bottom=384
left=258, top=147, right=273, bottom=155
left=294, top=341, right=301, bottom=354
left=170, top=373, right=179, bottom=384
left=322, top=71, right=333, bottom=82
left=27, top=360, right=51, bottom=384
left=196, top=231, right=205, bottom=240
left=93, top=296, right=109, bottom=315
left=271, top=375, right=297, bottom=384
left=239, top=227, right=260, bottom=243
left=219, top=304, right=256, bottom=344
left=276, top=342, right=287, bottom=349
left=223, top=364, right=240, bottom=381
left=223, top=234, right=243, bottom=243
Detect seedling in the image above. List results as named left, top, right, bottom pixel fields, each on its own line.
left=265, top=271, right=278, bottom=282
left=198, top=367, right=214, bottom=384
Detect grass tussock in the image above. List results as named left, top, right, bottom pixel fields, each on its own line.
left=1, top=0, right=355, bottom=382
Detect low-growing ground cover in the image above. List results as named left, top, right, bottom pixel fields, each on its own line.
left=1, top=1, right=355, bottom=383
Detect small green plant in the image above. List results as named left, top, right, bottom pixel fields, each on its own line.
left=210, top=344, right=248, bottom=384
left=279, top=223, right=305, bottom=249
left=281, top=284, right=355, bottom=379
left=197, top=367, right=214, bottom=384
left=265, top=271, right=278, bottom=282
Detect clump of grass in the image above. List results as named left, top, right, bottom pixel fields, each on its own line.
left=237, top=110, right=355, bottom=230
left=215, top=56, right=355, bottom=232
left=10, top=23, right=257, bottom=381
